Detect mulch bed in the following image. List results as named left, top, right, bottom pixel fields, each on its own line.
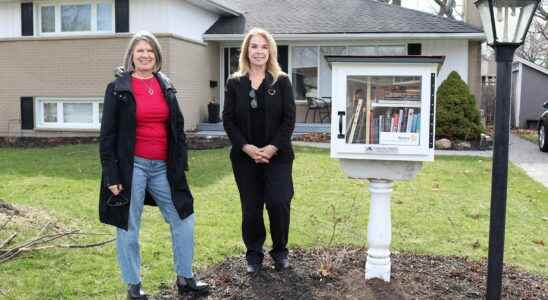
left=153, top=247, right=547, bottom=299
left=0, top=135, right=230, bottom=150
left=292, top=133, right=330, bottom=143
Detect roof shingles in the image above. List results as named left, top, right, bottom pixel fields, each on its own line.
left=205, top=0, right=482, bottom=35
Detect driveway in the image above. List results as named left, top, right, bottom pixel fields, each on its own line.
left=509, top=133, right=548, bottom=188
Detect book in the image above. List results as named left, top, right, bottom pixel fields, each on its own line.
left=348, top=99, right=364, bottom=143
left=406, top=109, right=414, bottom=133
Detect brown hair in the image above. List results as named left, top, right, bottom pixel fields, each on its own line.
left=122, top=31, right=163, bottom=73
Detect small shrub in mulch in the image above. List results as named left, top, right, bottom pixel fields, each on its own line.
left=152, top=247, right=547, bottom=299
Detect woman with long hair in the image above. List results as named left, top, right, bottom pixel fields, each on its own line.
left=223, top=28, right=296, bottom=273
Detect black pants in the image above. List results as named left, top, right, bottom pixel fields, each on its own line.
left=231, top=158, right=294, bottom=265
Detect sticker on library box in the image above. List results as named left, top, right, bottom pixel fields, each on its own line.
left=379, top=132, right=419, bottom=146
left=364, top=146, right=399, bottom=154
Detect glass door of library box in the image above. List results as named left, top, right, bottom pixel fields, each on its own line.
left=328, top=59, right=443, bottom=161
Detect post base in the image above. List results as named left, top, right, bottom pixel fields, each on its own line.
left=365, top=254, right=391, bottom=282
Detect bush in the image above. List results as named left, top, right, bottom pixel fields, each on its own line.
left=436, top=71, right=483, bottom=140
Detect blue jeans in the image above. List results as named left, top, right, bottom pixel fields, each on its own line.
left=116, top=156, right=195, bottom=284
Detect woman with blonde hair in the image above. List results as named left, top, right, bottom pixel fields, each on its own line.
left=99, top=31, right=208, bottom=299
left=223, top=28, right=296, bottom=273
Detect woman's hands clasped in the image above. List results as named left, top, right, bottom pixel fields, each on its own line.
left=108, top=184, right=124, bottom=196
left=242, top=144, right=278, bottom=164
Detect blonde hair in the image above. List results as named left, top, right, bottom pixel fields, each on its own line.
left=121, top=31, right=163, bottom=73
left=234, top=28, right=286, bottom=84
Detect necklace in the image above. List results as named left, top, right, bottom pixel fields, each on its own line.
left=141, top=78, right=154, bottom=95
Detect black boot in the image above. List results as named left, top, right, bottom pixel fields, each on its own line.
left=273, top=257, right=289, bottom=271
left=176, top=276, right=209, bottom=295
left=127, top=283, right=148, bottom=300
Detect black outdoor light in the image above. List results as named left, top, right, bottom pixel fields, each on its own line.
left=474, top=0, right=541, bottom=299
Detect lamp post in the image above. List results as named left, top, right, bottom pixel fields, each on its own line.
left=474, top=1, right=540, bottom=299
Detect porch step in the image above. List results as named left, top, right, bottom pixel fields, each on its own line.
left=197, top=122, right=330, bottom=134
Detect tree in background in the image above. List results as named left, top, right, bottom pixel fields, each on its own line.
left=436, top=71, right=483, bottom=141
left=516, top=1, right=548, bottom=67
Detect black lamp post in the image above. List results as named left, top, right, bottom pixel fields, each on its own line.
left=474, top=1, right=540, bottom=299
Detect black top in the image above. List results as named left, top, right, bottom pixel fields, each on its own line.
left=223, top=72, right=296, bottom=163
left=249, top=79, right=267, bottom=148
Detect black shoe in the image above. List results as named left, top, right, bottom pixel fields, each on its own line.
left=176, top=276, right=209, bottom=295
left=246, top=263, right=262, bottom=274
left=127, top=283, right=148, bottom=300
left=273, top=258, right=289, bottom=271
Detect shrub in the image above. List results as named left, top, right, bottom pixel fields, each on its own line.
left=436, top=71, right=483, bottom=140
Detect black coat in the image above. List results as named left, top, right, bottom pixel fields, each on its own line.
left=223, top=73, right=296, bottom=162
left=99, top=72, right=193, bottom=230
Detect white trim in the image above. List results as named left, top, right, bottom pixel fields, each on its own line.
left=219, top=42, right=225, bottom=112
left=186, top=0, right=240, bottom=16
left=515, top=63, right=523, bottom=127
left=514, top=56, right=548, bottom=76
left=205, top=33, right=486, bottom=41
left=35, top=97, right=103, bottom=130
left=35, top=0, right=115, bottom=36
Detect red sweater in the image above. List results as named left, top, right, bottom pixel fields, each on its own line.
left=132, top=76, right=169, bottom=161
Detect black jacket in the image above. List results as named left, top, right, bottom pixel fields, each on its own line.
left=99, top=71, right=193, bottom=230
left=223, top=73, right=296, bottom=162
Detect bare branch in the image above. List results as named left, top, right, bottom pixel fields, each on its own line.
left=0, top=233, right=17, bottom=249
left=30, top=238, right=115, bottom=250
left=0, top=230, right=114, bottom=265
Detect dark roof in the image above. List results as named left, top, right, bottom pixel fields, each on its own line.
left=205, top=0, right=482, bottom=35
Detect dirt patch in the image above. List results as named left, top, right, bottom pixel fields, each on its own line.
left=153, top=247, right=547, bottom=299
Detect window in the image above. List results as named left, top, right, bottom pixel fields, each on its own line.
left=291, top=46, right=319, bottom=100
left=291, top=45, right=406, bottom=101
left=41, top=6, right=55, bottom=33
left=36, top=98, right=103, bottom=130
left=38, top=1, right=114, bottom=35
left=319, top=46, right=346, bottom=98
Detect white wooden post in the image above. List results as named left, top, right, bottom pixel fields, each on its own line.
left=365, top=179, right=393, bottom=282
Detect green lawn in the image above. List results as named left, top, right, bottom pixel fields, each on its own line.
left=0, top=144, right=546, bottom=299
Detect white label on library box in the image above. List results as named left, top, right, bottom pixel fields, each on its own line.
left=379, top=132, right=419, bottom=146
left=364, top=146, right=399, bottom=154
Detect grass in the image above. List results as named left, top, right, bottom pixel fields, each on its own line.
left=0, top=144, right=547, bottom=299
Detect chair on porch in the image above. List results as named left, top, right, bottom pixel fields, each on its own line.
left=304, top=97, right=331, bottom=123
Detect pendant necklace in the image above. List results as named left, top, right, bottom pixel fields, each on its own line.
left=142, top=78, right=154, bottom=95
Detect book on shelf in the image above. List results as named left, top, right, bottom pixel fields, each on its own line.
left=348, top=98, right=364, bottom=144
left=372, top=99, right=421, bottom=107
left=406, top=109, right=414, bottom=133
left=369, top=107, right=421, bottom=145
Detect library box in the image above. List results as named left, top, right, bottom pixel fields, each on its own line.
left=327, top=56, right=444, bottom=161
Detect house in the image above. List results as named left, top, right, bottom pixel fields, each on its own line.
left=511, top=57, right=548, bottom=129
left=0, top=0, right=483, bottom=138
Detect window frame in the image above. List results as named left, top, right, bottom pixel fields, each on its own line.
left=35, top=97, right=103, bottom=130
left=36, top=0, right=115, bottom=36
